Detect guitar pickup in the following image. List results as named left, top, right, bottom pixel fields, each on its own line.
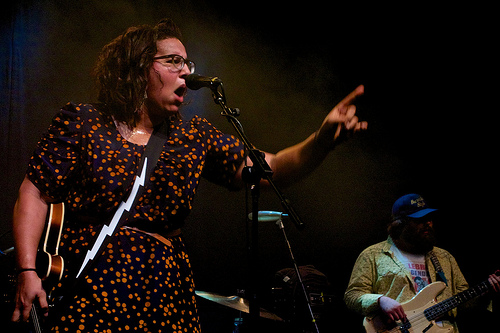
left=422, top=322, right=434, bottom=333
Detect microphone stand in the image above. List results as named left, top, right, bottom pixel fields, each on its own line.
left=207, top=81, right=305, bottom=330
left=276, top=216, right=320, bottom=333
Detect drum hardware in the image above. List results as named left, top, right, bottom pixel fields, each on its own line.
left=271, top=287, right=335, bottom=314
left=233, top=317, right=244, bottom=333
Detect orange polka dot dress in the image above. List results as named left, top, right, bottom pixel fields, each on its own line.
left=27, top=102, right=245, bottom=332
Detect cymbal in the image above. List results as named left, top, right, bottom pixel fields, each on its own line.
left=195, top=290, right=282, bottom=321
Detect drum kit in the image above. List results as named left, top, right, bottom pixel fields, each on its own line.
left=195, top=274, right=336, bottom=333
left=194, top=212, right=335, bottom=332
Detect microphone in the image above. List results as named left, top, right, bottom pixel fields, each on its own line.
left=184, top=74, right=222, bottom=90
left=248, top=211, right=289, bottom=222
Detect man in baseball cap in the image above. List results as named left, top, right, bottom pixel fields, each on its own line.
left=388, top=193, right=439, bottom=254
left=344, top=193, right=500, bottom=332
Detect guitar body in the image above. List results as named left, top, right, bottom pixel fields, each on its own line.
left=36, top=201, right=65, bottom=283
left=363, top=282, right=453, bottom=333
left=30, top=202, right=66, bottom=333
left=35, top=251, right=64, bottom=284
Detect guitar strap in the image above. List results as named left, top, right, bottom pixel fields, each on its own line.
left=429, top=250, right=448, bottom=286
left=72, top=119, right=170, bottom=288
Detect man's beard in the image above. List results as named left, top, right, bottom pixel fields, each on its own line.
left=401, top=228, right=436, bottom=254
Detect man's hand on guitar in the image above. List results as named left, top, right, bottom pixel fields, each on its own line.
left=378, top=296, right=407, bottom=323
left=489, top=270, right=500, bottom=293
left=11, top=270, right=49, bottom=322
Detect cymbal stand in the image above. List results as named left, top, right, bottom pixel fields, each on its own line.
left=276, top=216, right=320, bottom=333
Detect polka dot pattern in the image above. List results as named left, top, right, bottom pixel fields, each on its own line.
left=28, top=103, right=245, bottom=231
left=26, top=103, right=246, bottom=331
left=52, top=227, right=199, bottom=332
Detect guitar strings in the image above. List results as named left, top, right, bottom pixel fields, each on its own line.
left=31, top=305, right=42, bottom=333
left=392, top=281, right=491, bottom=332
left=381, top=280, right=491, bottom=332
left=383, top=312, right=430, bottom=333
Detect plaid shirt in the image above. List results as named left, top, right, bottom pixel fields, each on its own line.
left=344, top=237, right=469, bottom=330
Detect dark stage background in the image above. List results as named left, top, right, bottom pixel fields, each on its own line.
left=1, top=1, right=498, bottom=332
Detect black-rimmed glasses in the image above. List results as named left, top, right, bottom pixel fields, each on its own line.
left=153, top=54, right=195, bottom=74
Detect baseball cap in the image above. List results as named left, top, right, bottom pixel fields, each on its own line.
left=391, top=193, right=437, bottom=220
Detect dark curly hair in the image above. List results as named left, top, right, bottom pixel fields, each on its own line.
left=93, top=19, right=182, bottom=126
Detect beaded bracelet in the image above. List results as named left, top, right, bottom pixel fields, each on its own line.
left=17, top=268, right=37, bottom=274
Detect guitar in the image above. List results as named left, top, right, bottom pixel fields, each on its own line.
left=36, top=202, right=65, bottom=283
left=363, top=271, right=499, bottom=333
left=30, top=202, right=66, bottom=333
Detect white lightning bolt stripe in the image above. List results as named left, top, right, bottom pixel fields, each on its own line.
left=76, top=158, right=149, bottom=278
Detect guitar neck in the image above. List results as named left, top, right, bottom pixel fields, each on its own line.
left=424, top=279, right=492, bottom=321
left=31, top=304, right=43, bottom=333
